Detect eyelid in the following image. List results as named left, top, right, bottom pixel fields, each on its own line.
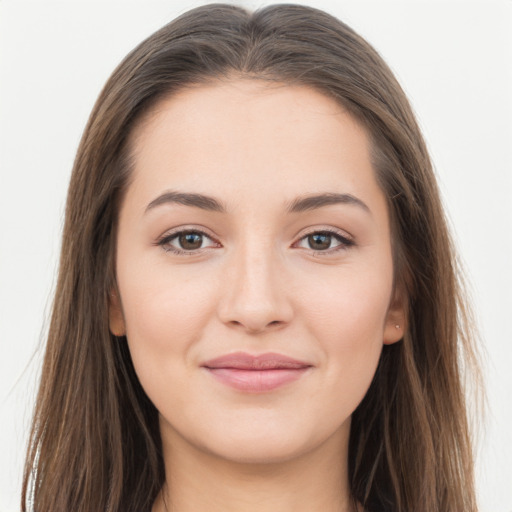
left=292, top=226, right=355, bottom=254
left=296, top=225, right=354, bottom=242
left=154, top=225, right=221, bottom=254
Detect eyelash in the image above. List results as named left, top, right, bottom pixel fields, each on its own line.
left=155, top=227, right=355, bottom=256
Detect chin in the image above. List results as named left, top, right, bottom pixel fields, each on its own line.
left=187, top=415, right=349, bottom=467
left=201, top=434, right=313, bottom=465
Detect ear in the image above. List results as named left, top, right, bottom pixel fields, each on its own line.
left=383, top=287, right=407, bottom=345
left=109, top=288, right=126, bottom=337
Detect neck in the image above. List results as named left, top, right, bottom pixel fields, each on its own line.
left=153, top=421, right=358, bottom=512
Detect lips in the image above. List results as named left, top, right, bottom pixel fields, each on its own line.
left=201, top=352, right=312, bottom=392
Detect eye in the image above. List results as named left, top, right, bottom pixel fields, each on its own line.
left=295, top=230, right=354, bottom=253
left=156, top=229, right=219, bottom=254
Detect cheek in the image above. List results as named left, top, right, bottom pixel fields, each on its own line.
left=298, top=260, right=392, bottom=400
left=117, top=261, right=217, bottom=379
left=302, top=259, right=392, bottom=340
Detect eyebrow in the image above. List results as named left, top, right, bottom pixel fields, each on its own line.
left=146, top=191, right=226, bottom=213
left=145, top=190, right=370, bottom=215
left=286, top=192, right=370, bottom=214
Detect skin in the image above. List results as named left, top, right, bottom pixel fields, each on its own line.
left=110, top=79, right=405, bottom=512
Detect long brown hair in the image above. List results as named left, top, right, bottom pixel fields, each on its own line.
left=22, top=4, right=481, bottom=511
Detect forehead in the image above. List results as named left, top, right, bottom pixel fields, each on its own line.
left=124, top=79, right=386, bottom=218
left=130, top=80, right=354, bottom=157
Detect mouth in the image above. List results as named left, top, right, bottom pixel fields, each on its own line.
left=201, top=352, right=313, bottom=393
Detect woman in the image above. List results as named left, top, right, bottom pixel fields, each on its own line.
left=22, top=4, right=481, bottom=511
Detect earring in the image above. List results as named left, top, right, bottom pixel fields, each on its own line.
left=395, top=324, right=400, bottom=329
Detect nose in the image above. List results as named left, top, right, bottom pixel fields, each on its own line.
left=216, top=244, right=294, bottom=334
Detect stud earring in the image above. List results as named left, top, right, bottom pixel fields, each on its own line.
left=395, top=324, right=400, bottom=329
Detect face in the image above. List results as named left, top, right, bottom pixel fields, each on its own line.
left=110, top=79, right=404, bottom=465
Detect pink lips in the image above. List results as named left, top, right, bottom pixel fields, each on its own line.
left=201, top=352, right=312, bottom=393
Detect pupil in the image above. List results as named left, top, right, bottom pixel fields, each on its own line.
left=179, top=232, right=203, bottom=250
left=309, top=233, right=331, bottom=250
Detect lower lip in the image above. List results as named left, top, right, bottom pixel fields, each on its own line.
left=205, top=367, right=310, bottom=392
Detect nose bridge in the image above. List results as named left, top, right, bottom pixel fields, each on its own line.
left=237, top=240, right=277, bottom=302
left=217, top=233, right=292, bottom=332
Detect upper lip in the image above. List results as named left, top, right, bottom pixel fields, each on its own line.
left=201, top=352, right=312, bottom=370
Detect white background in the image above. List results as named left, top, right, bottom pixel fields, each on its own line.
left=1, top=1, right=511, bottom=511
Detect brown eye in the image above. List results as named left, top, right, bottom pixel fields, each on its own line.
left=178, top=232, right=204, bottom=250
left=157, top=229, right=218, bottom=254
left=295, top=229, right=354, bottom=254
left=307, top=233, right=332, bottom=250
